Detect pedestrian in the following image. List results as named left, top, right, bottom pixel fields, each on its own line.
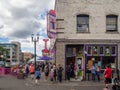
left=74, top=64, right=78, bottom=80
left=57, top=64, right=63, bottom=83
left=25, top=64, right=29, bottom=78
left=66, top=65, right=71, bottom=81
left=35, top=67, right=41, bottom=85
left=44, top=65, right=49, bottom=81
left=96, top=65, right=101, bottom=82
left=91, top=64, right=96, bottom=81
left=104, top=64, right=112, bottom=89
left=70, top=63, right=74, bottom=78
left=112, top=75, right=120, bottom=90
left=29, top=64, right=35, bottom=80
left=49, top=66, right=54, bottom=82
left=53, top=65, right=57, bottom=82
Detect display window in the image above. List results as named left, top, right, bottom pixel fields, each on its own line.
left=92, top=46, right=98, bottom=56
left=87, top=56, right=101, bottom=70
left=99, top=46, right=104, bottom=55
left=88, top=46, right=92, bottom=55
left=111, top=46, right=116, bottom=56
left=105, top=46, right=110, bottom=56
left=101, top=56, right=116, bottom=69
left=85, top=44, right=117, bottom=69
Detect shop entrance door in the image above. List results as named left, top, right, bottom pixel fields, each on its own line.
left=66, top=57, right=75, bottom=65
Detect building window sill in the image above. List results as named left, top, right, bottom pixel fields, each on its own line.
left=105, top=31, right=119, bottom=34
left=76, top=31, right=90, bottom=34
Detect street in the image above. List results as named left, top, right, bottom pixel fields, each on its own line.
left=0, top=75, right=108, bottom=90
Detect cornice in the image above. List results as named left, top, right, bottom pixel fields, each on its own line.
left=56, top=39, right=120, bottom=44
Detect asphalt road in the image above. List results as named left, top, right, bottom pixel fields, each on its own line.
left=0, top=75, right=109, bottom=90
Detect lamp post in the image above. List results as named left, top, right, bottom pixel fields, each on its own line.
left=31, top=33, right=39, bottom=71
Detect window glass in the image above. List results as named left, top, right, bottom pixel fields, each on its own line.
left=100, top=47, right=103, bottom=54
left=111, top=46, right=115, bottom=54
left=77, top=15, right=89, bottom=32
left=105, top=46, right=110, bottom=56
left=92, top=46, right=98, bottom=55
left=88, top=46, right=92, bottom=54
left=106, top=15, right=117, bottom=31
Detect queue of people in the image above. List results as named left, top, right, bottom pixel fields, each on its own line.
left=91, top=64, right=101, bottom=82
left=1, top=61, right=120, bottom=90
left=19, top=62, right=64, bottom=84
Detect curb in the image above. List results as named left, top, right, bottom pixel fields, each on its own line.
left=25, top=79, right=105, bottom=87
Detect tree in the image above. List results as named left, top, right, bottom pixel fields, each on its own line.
left=26, top=58, right=30, bottom=62
left=0, top=46, right=7, bottom=61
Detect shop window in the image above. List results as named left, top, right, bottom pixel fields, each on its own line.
left=102, top=56, right=115, bottom=69
left=73, top=48, right=76, bottom=56
left=92, top=46, right=98, bottom=56
left=106, top=15, right=118, bottom=31
left=77, top=14, right=89, bottom=32
left=77, top=50, right=83, bottom=58
left=66, top=48, right=73, bottom=57
left=88, top=46, right=92, bottom=54
left=111, top=46, right=116, bottom=55
left=100, top=46, right=103, bottom=54
left=105, top=46, right=110, bottom=56
left=76, top=47, right=84, bottom=58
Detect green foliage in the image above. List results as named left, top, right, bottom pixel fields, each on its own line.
left=0, top=46, right=8, bottom=61
left=26, top=58, right=30, bottom=62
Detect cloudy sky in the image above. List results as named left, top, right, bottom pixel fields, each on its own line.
left=0, top=0, right=55, bottom=56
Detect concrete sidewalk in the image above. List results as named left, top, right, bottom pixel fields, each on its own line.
left=25, top=78, right=105, bottom=87
left=0, top=75, right=107, bottom=90
left=0, top=73, right=105, bottom=87
left=25, top=73, right=105, bottom=87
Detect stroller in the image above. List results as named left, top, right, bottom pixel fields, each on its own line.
left=112, top=77, right=120, bottom=90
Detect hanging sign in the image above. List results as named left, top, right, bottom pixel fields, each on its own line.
left=47, top=10, right=56, bottom=39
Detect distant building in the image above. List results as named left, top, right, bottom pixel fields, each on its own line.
left=0, top=41, right=22, bottom=64
left=22, top=52, right=33, bottom=62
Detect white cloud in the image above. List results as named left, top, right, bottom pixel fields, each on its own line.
left=0, top=0, right=55, bottom=55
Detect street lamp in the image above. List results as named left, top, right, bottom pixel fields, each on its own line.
left=31, top=33, right=39, bottom=71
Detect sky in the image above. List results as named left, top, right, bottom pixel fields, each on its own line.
left=0, top=0, right=55, bottom=56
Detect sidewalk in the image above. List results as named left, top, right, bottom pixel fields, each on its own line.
left=25, top=73, right=105, bottom=87
left=0, top=72, right=105, bottom=87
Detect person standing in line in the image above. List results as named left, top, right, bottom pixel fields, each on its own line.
left=29, top=64, right=35, bottom=80
left=53, top=65, right=57, bottom=82
left=44, top=64, right=49, bottom=81
left=25, top=64, right=29, bottom=78
left=57, top=64, right=63, bottom=83
left=74, top=64, right=78, bottom=80
left=91, top=64, right=96, bottom=81
left=104, top=64, right=112, bottom=89
left=35, top=67, right=41, bottom=85
left=96, top=65, right=101, bottom=82
left=49, top=66, right=54, bottom=82
left=66, top=65, right=71, bottom=81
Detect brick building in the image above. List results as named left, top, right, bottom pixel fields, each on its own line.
left=22, top=52, right=33, bottom=62
left=53, top=0, right=120, bottom=79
